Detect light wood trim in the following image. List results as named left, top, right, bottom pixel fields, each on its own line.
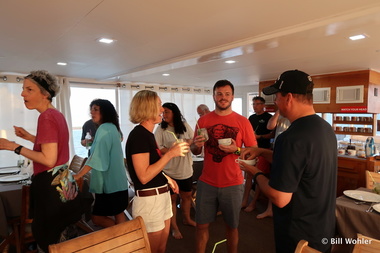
left=294, top=240, right=321, bottom=253
left=365, top=170, right=380, bottom=189
left=49, top=216, right=151, bottom=253
left=352, top=233, right=380, bottom=253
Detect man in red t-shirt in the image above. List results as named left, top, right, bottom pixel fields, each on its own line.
left=191, top=80, right=256, bottom=253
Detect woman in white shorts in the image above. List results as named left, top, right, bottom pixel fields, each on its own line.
left=125, top=90, right=189, bottom=253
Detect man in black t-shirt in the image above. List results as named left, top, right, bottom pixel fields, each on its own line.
left=243, top=96, right=273, bottom=213
left=81, top=119, right=98, bottom=156
left=248, top=96, right=273, bottom=149
left=240, top=70, right=337, bottom=253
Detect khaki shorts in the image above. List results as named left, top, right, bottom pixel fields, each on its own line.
left=132, top=190, right=172, bottom=233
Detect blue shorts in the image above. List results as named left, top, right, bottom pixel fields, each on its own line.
left=195, top=180, right=243, bottom=228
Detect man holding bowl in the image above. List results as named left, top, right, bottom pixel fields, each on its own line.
left=191, top=79, right=256, bottom=253
left=239, top=70, right=337, bottom=253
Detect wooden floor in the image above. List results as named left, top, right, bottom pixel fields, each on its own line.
left=166, top=197, right=276, bottom=253
left=4, top=192, right=349, bottom=253
left=71, top=192, right=275, bottom=253
left=165, top=196, right=350, bottom=253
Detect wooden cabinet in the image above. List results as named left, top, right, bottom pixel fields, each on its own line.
left=332, top=113, right=377, bottom=136
left=337, top=156, right=380, bottom=196
left=258, top=69, right=380, bottom=196
left=337, top=156, right=366, bottom=197
left=312, top=70, right=380, bottom=113
left=259, top=70, right=380, bottom=113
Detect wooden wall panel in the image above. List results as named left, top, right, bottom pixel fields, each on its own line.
left=258, top=70, right=380, bottom=113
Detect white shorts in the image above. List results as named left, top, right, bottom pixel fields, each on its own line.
left=132, top=190, right=172, bottom=233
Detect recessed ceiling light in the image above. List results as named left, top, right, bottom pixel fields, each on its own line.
left=349, top=34, right=366, bottom=41
left=98, top=38, right=115, bottom=44
left=225, top=60, right=236, bottom=64
left=162, top=73, right=170, bottom=76
left=57, top=62, right=67, bottom=66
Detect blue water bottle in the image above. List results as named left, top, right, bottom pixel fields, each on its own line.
left=365, top=137, right=375, bottom=157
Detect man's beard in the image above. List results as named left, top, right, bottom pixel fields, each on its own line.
left=215, top=99, right=231, bottom=111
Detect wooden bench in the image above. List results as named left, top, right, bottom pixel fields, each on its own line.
left=49, top=216, right=150, bottom=253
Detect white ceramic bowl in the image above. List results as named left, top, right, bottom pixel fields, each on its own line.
left=235, top=158, right=257, bottom=166
left=218, top=138, right=232, bottom=145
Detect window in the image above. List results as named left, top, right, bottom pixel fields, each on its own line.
left=0, top=82, right=39, bottom=167
left=69, top=85, right=214, bottom=157
left=232, top=97, right=242, bottom=115
left=247, top=92, right=259, bottom=117
left=70, top=86, right=116, bottom=157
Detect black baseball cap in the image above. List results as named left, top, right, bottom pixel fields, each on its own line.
left=262, top=70, right=313, bottom=95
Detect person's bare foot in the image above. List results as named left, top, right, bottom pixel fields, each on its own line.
left=172, top=228, right=183, bottom=239
left=183, top=219, right=196, bottom=227
left=256, top=211, right=272, bottom=219
left=244, top=204, right=256, bottom=212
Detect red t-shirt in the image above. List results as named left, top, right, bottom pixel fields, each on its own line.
left=257, top=156, right=271, bottom=174
left=194, top=111, right=257, bottom=187
left=33, top=109, right=69, bottom=175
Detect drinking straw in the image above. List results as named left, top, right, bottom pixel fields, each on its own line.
left=195, top=117, right=200, bottom=130
left=367, top=170, right=376, bottom=183
left=212, top=239, right=227, bottom=253
left=166, top=130, right=178, bottom=141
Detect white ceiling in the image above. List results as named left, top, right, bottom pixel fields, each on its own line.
left=1, top=0, right=380, bottom=88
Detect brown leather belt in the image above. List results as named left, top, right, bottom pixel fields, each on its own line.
left=136, top=185, right=169, bottom=197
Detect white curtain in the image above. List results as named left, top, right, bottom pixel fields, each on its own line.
left=1, top=77, right=215, bottom=166
left=0, top=80, right=39, bottom=167
left=56, top=77, right=75, bottom=160
left=118, top=88, right=137, bottom=155
left=0, top=76, right=76, bottom=167
left=117, top=84, right=212, bottom=155
left=158, top=89, right=213, bottom=131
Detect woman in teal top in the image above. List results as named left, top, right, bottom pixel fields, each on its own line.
left=74, top=99, right=128, bottom=227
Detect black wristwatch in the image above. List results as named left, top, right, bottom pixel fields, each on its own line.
left=14, top=145, right=23, bottom=155
left=234, top=147, right=241, bottom=155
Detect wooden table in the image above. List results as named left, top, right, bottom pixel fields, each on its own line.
left=0, top=167, right=94, bottom=240
left=336, top=187, right=380, bottom=242
left=0, top=181, right=22, bottom=237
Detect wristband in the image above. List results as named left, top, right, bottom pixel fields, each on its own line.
left=14, top=145, right=23, bottom=155
left=253, top=172, right=265, bottom=183
left=234, top=147, right=241, bottom=155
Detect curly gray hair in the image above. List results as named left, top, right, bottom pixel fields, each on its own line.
left=25, top=70, right=59, bottom=101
